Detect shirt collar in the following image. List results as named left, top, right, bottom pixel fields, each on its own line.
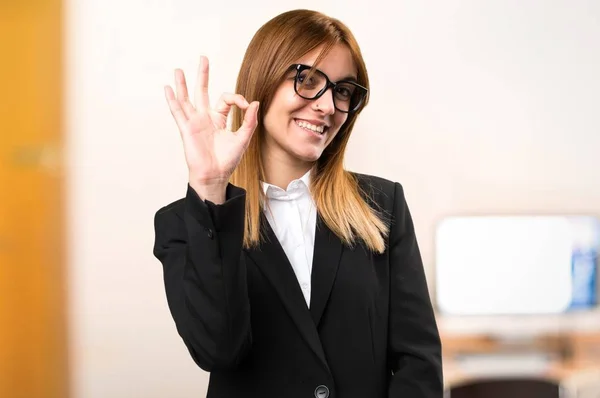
left=261, top=168, right=312, bottom=200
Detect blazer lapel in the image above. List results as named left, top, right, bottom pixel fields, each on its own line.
left=309, top=214, right=343, bottom=327
left=244, top=215, right=331, bottom=374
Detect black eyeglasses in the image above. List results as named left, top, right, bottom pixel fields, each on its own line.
left=290, top=64, right=367, bottom=113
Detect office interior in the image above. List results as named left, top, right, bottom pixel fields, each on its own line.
left=1, top=1, right=598, bottom=397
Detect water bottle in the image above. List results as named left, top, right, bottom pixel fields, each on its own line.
left=569, top=217, right=599, bottom=310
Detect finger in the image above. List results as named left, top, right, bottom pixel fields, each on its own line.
left=194, top=56, right=210, bottom=111
left=236, top=101, right=260, bottom=145
left=214, top=93, right=250, bottom=117
left=174, top=69, right=195, bottom=119
left=174, top=69, right=190, bottom=101
left=164, top=85, right=188, bottom=134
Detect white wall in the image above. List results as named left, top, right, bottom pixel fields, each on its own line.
left=65, top=1, right=600, bottom=397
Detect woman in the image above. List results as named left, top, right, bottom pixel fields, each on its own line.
left=153, top=9, right=443, bottom=398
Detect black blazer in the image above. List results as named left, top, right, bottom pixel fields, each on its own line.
left=153, top=173, right=443, bottom=398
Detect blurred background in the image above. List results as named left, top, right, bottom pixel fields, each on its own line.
left=1, top=0, right=599, bottom=397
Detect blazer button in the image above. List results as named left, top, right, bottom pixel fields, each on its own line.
left=314, top=385, right=329, bottom=398
left=205, top=227, right=214, bottom=239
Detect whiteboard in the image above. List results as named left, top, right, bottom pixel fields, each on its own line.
left=435, top=216, right=580, bottom=315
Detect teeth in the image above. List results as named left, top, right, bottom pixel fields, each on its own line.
left=296, top=120, right=325, bottom=134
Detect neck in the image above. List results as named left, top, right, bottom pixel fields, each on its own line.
left=262, top=150, right=314, bottom=190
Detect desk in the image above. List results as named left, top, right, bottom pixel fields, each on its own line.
left=438, top=310, right=600, bottom=393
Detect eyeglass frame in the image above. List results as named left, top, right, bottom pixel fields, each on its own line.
left=289, top=63, right=368, bottom=114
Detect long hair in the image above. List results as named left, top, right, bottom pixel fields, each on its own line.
left=230, top=9, right=389, bottom=253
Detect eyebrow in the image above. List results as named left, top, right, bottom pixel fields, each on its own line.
left=315, top=67, right=358, bottom=83
left=339, top=75, right=358, bottom=83
left=296, top=63, right=358, bottom=83
left=320, top=67, right=358, bottom=83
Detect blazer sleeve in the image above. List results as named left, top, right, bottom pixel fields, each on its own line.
left=387, top=182, right=443, bottom=397
left=153, top=183, right=252, bottom=372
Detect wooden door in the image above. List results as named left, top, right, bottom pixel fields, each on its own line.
left=0, top=0, right=68, bottom=397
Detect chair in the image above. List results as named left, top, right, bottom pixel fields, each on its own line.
left=445, top=377, right=562, bottom=398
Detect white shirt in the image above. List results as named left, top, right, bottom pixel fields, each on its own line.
left=261, top=170, right=317, bottom=308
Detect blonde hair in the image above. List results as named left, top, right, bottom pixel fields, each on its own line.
left=230, top=9, right=389, bottom=253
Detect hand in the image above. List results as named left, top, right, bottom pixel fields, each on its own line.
left=165, top=56, right=259, bottom=192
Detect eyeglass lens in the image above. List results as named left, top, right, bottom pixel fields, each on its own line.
left=295, top=67, right=364, bottom=112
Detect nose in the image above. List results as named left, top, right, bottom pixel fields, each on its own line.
left=312, top=87, right=336, bottom=115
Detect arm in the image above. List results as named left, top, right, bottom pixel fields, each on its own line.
left=388, top=182, right=443, bottom=397
left=153, top=183, right=252, bottom=372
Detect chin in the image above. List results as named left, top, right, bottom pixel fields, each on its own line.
left=291, top=147, right=323, bottom=163
left=299, top=140, right=331, bottom=159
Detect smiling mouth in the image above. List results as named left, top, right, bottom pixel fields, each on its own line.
left=294, top=119, right=327, bottom=134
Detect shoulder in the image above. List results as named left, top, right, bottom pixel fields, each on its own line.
left=349, top=171, right=406, bottom=211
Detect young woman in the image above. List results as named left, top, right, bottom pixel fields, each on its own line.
left=153, top=9, right=443, bottom=398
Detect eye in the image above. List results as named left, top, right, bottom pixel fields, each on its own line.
left=334, top=84, right=355, bottom=100
left=297, top=71, right=318, bottom=87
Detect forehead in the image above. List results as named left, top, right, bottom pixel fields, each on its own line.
left=295, top=44, right=357, bottom=81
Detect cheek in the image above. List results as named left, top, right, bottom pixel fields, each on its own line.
left=274, top=86, right=307, bottom=114
left=325, top=114, right=349, bottom=144
left=333, top=113, right=349, bottom=131
left=288, top=96, right=311, bottom=115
